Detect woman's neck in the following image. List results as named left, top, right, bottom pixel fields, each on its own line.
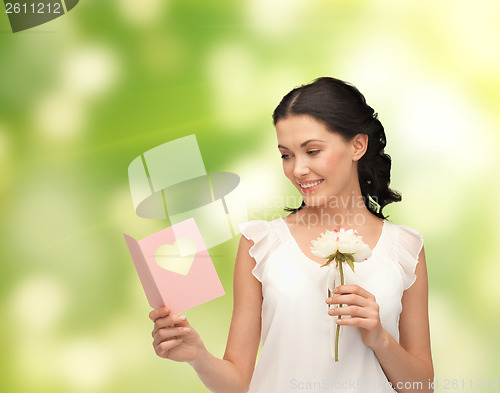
left=290, top=194, right=379, bottom=229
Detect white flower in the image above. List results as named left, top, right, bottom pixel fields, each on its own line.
left=310, top=227, right=372, bottom=363
left=310, top=228, right=372, bottom=268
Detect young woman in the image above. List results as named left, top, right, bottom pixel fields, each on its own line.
left=149, top=77, right=433, bottom=393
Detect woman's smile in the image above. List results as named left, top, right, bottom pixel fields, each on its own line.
left=298, top=179, right=324, bottom=192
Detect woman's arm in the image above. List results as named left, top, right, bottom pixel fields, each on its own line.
left=188, top=234, right=262, bottom=393
left=372, top=245, right=434, bottom=392
left=327, top=246, right=433, bottom=393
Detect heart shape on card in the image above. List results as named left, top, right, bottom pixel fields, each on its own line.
left=154, top=237, right=197, bottom=275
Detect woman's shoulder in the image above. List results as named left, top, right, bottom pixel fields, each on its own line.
left=384, top=219, right=424, bottom=291
left=238, top=217, right=285, bottom=249
left=237, top=217, right=284, bottom=282
left=238, top=217, right=283, bottom=235
left=385, top=219, right=424, bottom=249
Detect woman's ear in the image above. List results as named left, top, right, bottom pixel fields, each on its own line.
left=352, top=134, right=368, bottom=161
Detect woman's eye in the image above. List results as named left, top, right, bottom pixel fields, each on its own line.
left=281, top=154, right=291, bottom=160
left=307, top=150, right=320, bottom=156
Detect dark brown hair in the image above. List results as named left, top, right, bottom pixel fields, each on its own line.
left=273, top=77, right=401, bottom=219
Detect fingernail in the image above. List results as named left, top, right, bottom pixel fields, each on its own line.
left=178, top=315, right=187, bottom=321
left=183, top=327, right=192, bottom=332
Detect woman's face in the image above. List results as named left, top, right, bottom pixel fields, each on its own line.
left=276, top=114, right=361, bottom=207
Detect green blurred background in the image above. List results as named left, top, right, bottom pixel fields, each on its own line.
left=1, top=0, right=499, bottom=392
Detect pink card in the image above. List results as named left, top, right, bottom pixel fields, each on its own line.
left=124, top=218, right=225, bottom=314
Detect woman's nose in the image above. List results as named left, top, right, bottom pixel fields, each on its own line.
left=293, top=157, right=310, bottom=178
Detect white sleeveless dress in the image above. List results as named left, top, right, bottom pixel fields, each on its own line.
left=238, top=217, right=423, bottom=393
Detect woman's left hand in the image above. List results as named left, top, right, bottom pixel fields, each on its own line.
left=326, top=284, right=386, bottom=349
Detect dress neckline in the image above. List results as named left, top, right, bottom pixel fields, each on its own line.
left=278, top=216, right=388, bottom=267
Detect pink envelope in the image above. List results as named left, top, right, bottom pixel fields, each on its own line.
left=124, top=217, right=225, bottom=314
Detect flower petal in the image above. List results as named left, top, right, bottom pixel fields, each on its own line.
left=353, top=244, right=372, bottom=262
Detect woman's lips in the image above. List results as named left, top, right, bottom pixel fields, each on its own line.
left=298, top=179, right=324, bottom=193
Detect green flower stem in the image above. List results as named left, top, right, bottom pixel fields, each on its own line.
left=335, top=323, right=340, bottom=362
left=335, top=260, right=345, bottom=362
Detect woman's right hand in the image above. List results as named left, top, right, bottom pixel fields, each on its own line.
left=149, top=307, right=205, bottom=364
